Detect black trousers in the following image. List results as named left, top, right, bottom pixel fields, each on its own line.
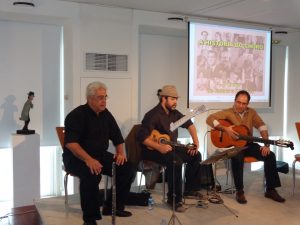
left=231, top=142, right=281, bottom=191
left=142, top=147, right=202, bottom=203
left=63, top=151, right=134, bottom=222
left=22, top=118, right=30, bottom=130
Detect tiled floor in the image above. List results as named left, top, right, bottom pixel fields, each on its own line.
left=35, top=169, right=300, bottom=225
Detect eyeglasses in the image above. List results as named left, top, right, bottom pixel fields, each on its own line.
left=235, top=100, right=248, bottom=106
left=94, top=95, right=109, bottom=101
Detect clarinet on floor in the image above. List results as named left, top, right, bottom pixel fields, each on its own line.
left=112, top=161, right=116, bottom=225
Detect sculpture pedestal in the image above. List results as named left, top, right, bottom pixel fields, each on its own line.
left=16, top=130, right=35, bottom=135
left=11, top=133, right=40, bottom=207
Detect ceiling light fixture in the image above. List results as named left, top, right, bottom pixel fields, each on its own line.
left=13, top=1, right=35, bottom=7
left=274, top=31, right=288, bottom=34
left=168, top=17, right=184, bottom=22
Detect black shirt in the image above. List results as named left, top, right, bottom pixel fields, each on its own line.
left=63, top=104, right=124, bottom=159
left=137, top=103, right=193, bottom=143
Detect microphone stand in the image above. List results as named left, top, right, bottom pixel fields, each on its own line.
left=166, top=106, right=207, bottom=225
left=167, top=138, right=183, bottom=225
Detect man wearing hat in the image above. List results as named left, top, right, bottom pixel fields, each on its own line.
left=20, top=91, right=34, bottom=131
left=137, top=85, right=202, bottom=212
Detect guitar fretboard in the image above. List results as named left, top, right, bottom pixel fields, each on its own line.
left=238, top=135, right=275, bottom=145
left=238, top=135, right=294, bottom=149
left=170, top=105, right=206, bottom=132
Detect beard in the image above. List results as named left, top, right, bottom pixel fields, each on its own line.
left=166, top=103, right=176, bottom=111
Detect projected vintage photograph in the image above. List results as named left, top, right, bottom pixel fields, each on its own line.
left=189, top=22, right=272, bottom=107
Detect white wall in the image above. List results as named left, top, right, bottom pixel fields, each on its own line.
left=0, top=20, right=61, bottom=147
left=139, top=32, right=188, bottom=117
left=285, top=40, right=300, bottom=163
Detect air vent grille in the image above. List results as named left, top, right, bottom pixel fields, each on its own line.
left=85, top=53, right=128, bottom=71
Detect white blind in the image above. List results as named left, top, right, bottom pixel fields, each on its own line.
left=0, top=20, right=61, bottom=147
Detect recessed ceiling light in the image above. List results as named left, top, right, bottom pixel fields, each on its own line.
left=13, top=1, right=35, bottom=7
left=168, top=17, right=184, bottom=21
left=274, top=31, right=288, bottom=34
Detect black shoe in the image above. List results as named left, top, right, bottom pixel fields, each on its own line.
left=83, top=220, right=97, bottom=225
left=236, top=190, right=247, bottom=204
left=265, top=189, right=285, bottom=203
left=102, top=207, right=132, bottom=217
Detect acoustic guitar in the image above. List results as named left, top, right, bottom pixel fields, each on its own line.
left=149, top=129, right=196, bottom=150
left=210, top=120, right=294, bottom=150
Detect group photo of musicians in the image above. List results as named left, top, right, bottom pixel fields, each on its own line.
left=64, top=81, right=289, bottom=225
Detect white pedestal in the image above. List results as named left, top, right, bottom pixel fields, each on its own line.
left=11, top=133, right=40, bottom=207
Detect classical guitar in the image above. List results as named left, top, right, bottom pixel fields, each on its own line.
left=210, top=120, right=294, bottom=150
left=149, top=129, right=196, bottom=150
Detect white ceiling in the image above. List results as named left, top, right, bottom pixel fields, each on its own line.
left=59, top=0, right=300, bottom=32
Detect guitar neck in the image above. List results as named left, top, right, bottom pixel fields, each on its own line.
left=238, top=135, right=276, bottom=146
left=170, top=105, right=206, bottom=132
left=170, top=114, right=194, bottom=132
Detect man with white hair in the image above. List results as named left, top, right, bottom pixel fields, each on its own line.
left=63, top=81, right=134, bottom=225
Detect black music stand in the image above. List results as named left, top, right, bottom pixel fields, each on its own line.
left=201, top=146, right=247, bottom=218
left=201, top=146, right=246, bottom=165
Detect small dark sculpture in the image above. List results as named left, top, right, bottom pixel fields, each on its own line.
left=17, top=91, right=35, bottom=135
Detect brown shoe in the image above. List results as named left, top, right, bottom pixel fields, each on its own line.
left=174, top=202, right=187, bottom=212
left=236, top=190, right=247, bottom=204
left=265, top=189, right=285, bottom=203
left=167, top=200, right=186, bottom=212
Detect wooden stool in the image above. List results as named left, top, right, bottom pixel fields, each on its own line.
left=292, top=154, right=300, bottom=195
